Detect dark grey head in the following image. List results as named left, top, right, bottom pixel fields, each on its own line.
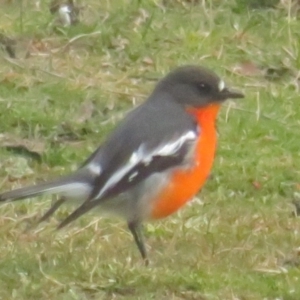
left=153, top=65, right=244, bottom=107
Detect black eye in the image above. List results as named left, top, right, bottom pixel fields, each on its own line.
left=197, top=82, right=211, bottom=93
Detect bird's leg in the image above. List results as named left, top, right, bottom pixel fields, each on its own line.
left=37, top=197, right=66, bottom=224
left=127, top=221, right=149, bottom=265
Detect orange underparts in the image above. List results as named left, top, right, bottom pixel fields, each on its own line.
left=150, top=103, right=221, bottom=219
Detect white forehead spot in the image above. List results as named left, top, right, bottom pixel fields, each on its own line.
left=218, top=80, right=225, bottom=91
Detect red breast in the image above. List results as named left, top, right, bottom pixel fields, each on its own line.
left=150, top=104, right=221, bottom=219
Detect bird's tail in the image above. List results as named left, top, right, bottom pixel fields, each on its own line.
left=0, top=171, right=93, bottom=202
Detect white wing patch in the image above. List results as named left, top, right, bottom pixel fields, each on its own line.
left=93, top=130, right=197, bottom=200
left=155, top=131, right=196, bottom=156
left=218, top=80, right=225, bottom=92
left=128, top=171, right=139, bottom=182
left=85, top=162, right=102, bottom=175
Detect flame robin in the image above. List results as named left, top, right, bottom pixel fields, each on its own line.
left=0, top=65, right=244, bottom=264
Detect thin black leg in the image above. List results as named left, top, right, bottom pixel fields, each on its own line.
left=128, top=221, right=149, bottom=265
left=37, top=197, right=66, bottom=224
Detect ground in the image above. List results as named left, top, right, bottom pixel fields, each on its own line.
left=0, top=0, right=300, bottom=299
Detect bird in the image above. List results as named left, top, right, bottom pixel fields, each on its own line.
left=50, top=0, right=80, bottom=27
left=0, top=65, right=244, bottom=264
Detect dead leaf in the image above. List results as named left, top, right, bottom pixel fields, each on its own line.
left=0, top=71, right=20, bottom=84
left=0, top=133, right=45, bottom=161
left=291, top=198, right=300, bottom=217
left=54, top=122, right=81, bottom=142
left=27, top=38, right=50, bottom=55
left=133, top=8, right=150, bottom=29
left=76, top=99, right=96, bottom=124
left=2, top=157, right=34, bottom=179
left=280, top=247, right=300, bottom=268
left=232, top=61, right=263, bottom=76
left=111, top=36, right=129, bottom=51
left=252, top=181, right=262, bottom=190
left=18, top=232, right=39, bottom=243
left=264, top=66, right=291, bottom=81
left=142, top=57, right=154, bottom=65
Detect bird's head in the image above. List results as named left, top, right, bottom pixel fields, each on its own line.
left=155, top=65, right=244, bottom=108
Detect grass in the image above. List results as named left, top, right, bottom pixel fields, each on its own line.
left=1, top=0, right=300, bottom=299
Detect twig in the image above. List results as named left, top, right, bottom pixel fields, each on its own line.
left=19, top=0, right=24, bottom=33
left=3, top=57, right=24, bottom=69
left=223, top=104, right=286, bottom=125
left=71, top=219, right=101, bottom=236
left=35, top=68, right=68, bottom=79
left=54, top=31, right=102, bottom=53
left=89, top=252, right=100, bottom=283
left=215, top=247, right=252, bottom=255
left=254, top=267, right=287, bottom=274
left=3, top=57, right=68, bottom=79
left=102, top=88, right=144, bottom=98
left=38, top=256, right=65, bottom=286
left=282, top=46, right=296, bottom=60
left=225, top=101, right=233, bottom=123
left=0, top=175, right=8, bottom=189
left=255, top=92, right=260, bottom=121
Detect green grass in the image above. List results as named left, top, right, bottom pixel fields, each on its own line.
left=1, top=0, right=300, bottom=299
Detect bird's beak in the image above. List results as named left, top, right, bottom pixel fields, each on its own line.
left=220, top=88, right=244, bottom=99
